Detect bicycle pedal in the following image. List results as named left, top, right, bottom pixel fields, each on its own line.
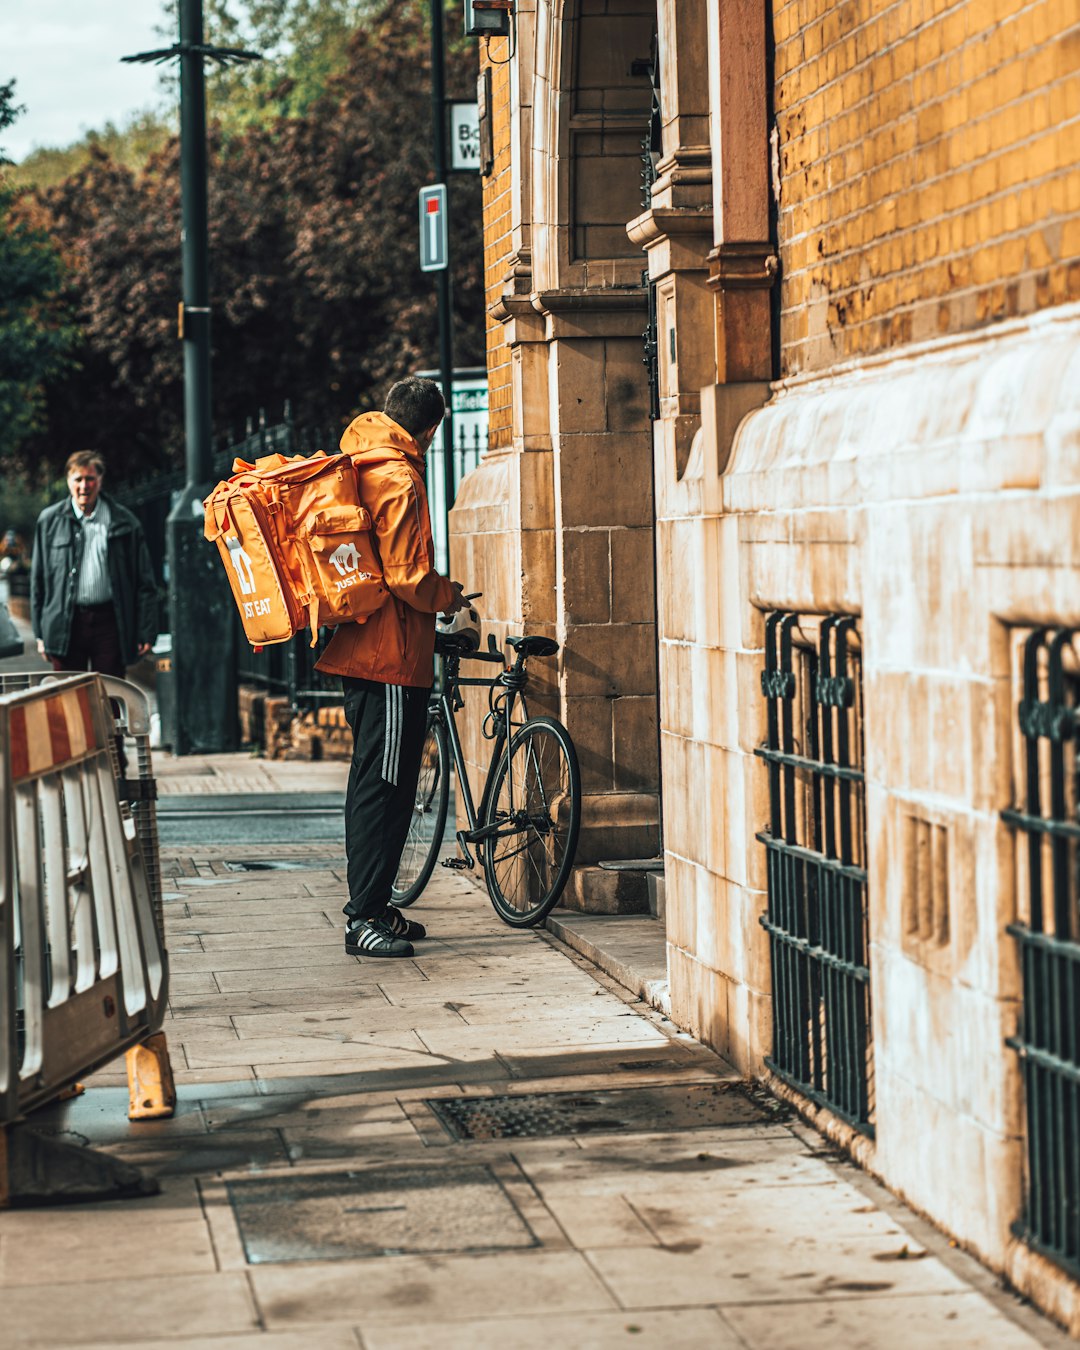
left=455, top=831, right=477, bottom=868
left=441, top=856, right=473, bottom=871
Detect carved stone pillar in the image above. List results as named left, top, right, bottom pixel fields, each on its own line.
left=706, top=0, right=776, bottom=385
left=533, top=285, right=660, bottom=868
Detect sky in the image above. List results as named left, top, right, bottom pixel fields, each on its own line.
left=0, top=1, right=172, bottom=161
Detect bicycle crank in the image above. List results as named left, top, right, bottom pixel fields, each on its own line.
left=439, top=830, right=477, bottom=871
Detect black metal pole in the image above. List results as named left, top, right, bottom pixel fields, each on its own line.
left=122, top=11, right=260, bottom=754
left=430, top=0, right=456, bottom=537
left=166, top=0, right=237, bottom=753
left=180, top=0, right=212, bottom=486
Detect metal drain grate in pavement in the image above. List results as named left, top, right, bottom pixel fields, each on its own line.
left=425, top=1081, right=773, bottom=1141
left=226, top=1164, right=537, bottom=1263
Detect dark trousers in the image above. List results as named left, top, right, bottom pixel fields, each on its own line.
left=50, top=603, right=125, bottom=678
left=342, top=676, right=431, bottom=924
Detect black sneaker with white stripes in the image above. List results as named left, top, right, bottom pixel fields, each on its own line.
left=345, top=916, right=414, bottom=958
left=385, top=906, right=426, bottom=941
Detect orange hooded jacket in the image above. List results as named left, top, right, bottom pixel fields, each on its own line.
left=314, top=412, right=455, bottom=688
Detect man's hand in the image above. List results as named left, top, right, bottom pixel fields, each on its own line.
left=35, top=638, right=45, bottom=657
left=137, top=642, right=152, bottom=657
left=441, top=581, right=467, bottom=618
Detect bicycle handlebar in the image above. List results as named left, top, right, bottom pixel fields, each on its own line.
left=459, top=648, right=506, bottom=664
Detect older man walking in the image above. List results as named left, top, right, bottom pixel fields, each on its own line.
left=31, top=451, right=158, bottom=676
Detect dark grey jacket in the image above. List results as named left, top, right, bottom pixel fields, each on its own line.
left=31, top=495, right=159, bottom=666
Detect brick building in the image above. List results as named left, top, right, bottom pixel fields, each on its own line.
left=450, top=0, right=1080, bottom=1329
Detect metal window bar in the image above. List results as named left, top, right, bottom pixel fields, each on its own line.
left=755, top=612, right=874, bottom=1132
left=1002, top=627, right=1080, bottom=1278
left=642, top=270, right=660, bottom=424
left=453, top=420, right=487, bottom=487
left=639, top=30, right=661, bottom=211
left=426, top=416, right=490, bottom=576
left=638, top=29, right=662, bottom=423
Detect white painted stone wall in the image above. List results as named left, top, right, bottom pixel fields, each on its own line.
left=659, top=301, right=1080, bottom=1274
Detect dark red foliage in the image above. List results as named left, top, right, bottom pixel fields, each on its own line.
left=24, top=2, right=483, bottom=481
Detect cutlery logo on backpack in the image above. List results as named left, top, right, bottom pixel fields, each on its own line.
left=328, top=541, right=376, bottom=593
left=330, top=542, right=360, bottom=576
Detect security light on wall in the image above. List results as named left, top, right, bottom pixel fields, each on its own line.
left=465, top=0, right=512, bottom=38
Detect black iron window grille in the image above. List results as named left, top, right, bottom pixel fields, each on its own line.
left=1002, top=628, right=1080, bottom=1278
left=637, top=29, right=662, bottom=423
left=643, top=270, right=660, bottom=423
left=638, top=31, right=662, bottom=211
left=755, top=612, right=874, bottom=1132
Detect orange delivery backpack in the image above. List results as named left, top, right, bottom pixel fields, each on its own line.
left=203, top=451, right=386, bottom=647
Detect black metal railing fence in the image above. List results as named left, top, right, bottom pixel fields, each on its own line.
left=1003, top=627, right=1080, bottom=1278
left=755, top=611, right=874, bottom=1132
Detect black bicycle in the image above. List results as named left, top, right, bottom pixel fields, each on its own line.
left=391, top=627, right=581, bottom=927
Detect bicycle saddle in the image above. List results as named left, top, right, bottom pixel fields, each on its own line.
left=505, top=635, right=560, bottom=658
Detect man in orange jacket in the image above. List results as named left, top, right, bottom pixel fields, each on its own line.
left=316, top=377, right=465, bottom=957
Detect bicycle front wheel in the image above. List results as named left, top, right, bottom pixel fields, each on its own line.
left=482, top=716, right=581, bottom=927
left=391, top=717, right=450, bottom=908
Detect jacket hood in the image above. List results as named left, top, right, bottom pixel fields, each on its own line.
left=339, top=412, right=426, bottom=470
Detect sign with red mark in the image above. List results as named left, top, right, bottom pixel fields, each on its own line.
left=419, top=184, right=448, bottom=272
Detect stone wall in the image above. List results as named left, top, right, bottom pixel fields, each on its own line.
left=661, top=303, right=1080, bottom=1287
left=647, top=1, right=1080, bottom=1302
left=482, top=28, right=515, bottom=450
left=450, top=9, right=541, bottom=823
left=450, top=0, right=663, bottom=877
left=458, top=0, right=1080, bottom=1322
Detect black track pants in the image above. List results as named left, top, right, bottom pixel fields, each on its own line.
left=342, top=677, right=431, bottom=924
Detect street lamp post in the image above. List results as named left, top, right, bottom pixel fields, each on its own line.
left=124, top=1, right=259, bottom=754
left=178, top=0, right=212, bottom=492
left=429, top=0, right=457, bottom=532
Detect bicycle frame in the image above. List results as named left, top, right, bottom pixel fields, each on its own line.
left=432, top=649, right=531, bottom=867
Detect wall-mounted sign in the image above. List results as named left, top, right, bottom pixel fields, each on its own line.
left=477, top=70, right=494, bottom=177
left=449, top=102, right=481, bottom=173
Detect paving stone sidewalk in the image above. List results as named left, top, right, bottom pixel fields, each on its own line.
left=2, top=755, right=1067, bottom=1349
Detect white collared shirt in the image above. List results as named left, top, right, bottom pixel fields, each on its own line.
left=72, top=495, right=113, bottom=604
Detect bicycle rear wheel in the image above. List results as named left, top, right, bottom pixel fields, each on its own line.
left=391, top=717, right=450, bottom=908
left=482, top=716, right=581, bottom=927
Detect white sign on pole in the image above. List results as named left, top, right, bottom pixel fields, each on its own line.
left=418, top=184, right=448, bottom=271
left=449, top=102, right=481, bottom=172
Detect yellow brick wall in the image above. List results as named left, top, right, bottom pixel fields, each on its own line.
left=482, top=45, right=514, bottom=448
left=774, top=0, right=1080, bottom=373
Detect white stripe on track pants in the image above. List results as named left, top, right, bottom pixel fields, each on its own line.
left=341, top=676, right=431, bottom=924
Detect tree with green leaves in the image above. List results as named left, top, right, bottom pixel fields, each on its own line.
left=12, top=4, right=380, bottom=190
left=0, top=82, right=76, bottom=467
left=10, top=111, right=173, bottom=193
left=162, top=1, right=381, bottom=132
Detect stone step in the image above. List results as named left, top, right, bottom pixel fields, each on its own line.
left=647, top=869, right=666, bottom=921
left=545, top=911, right=669, bottom=1014
left=561, top=860, right=662, bottom=915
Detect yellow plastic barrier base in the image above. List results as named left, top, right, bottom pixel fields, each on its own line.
left=125, top=1033, right=177, bottom=1120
